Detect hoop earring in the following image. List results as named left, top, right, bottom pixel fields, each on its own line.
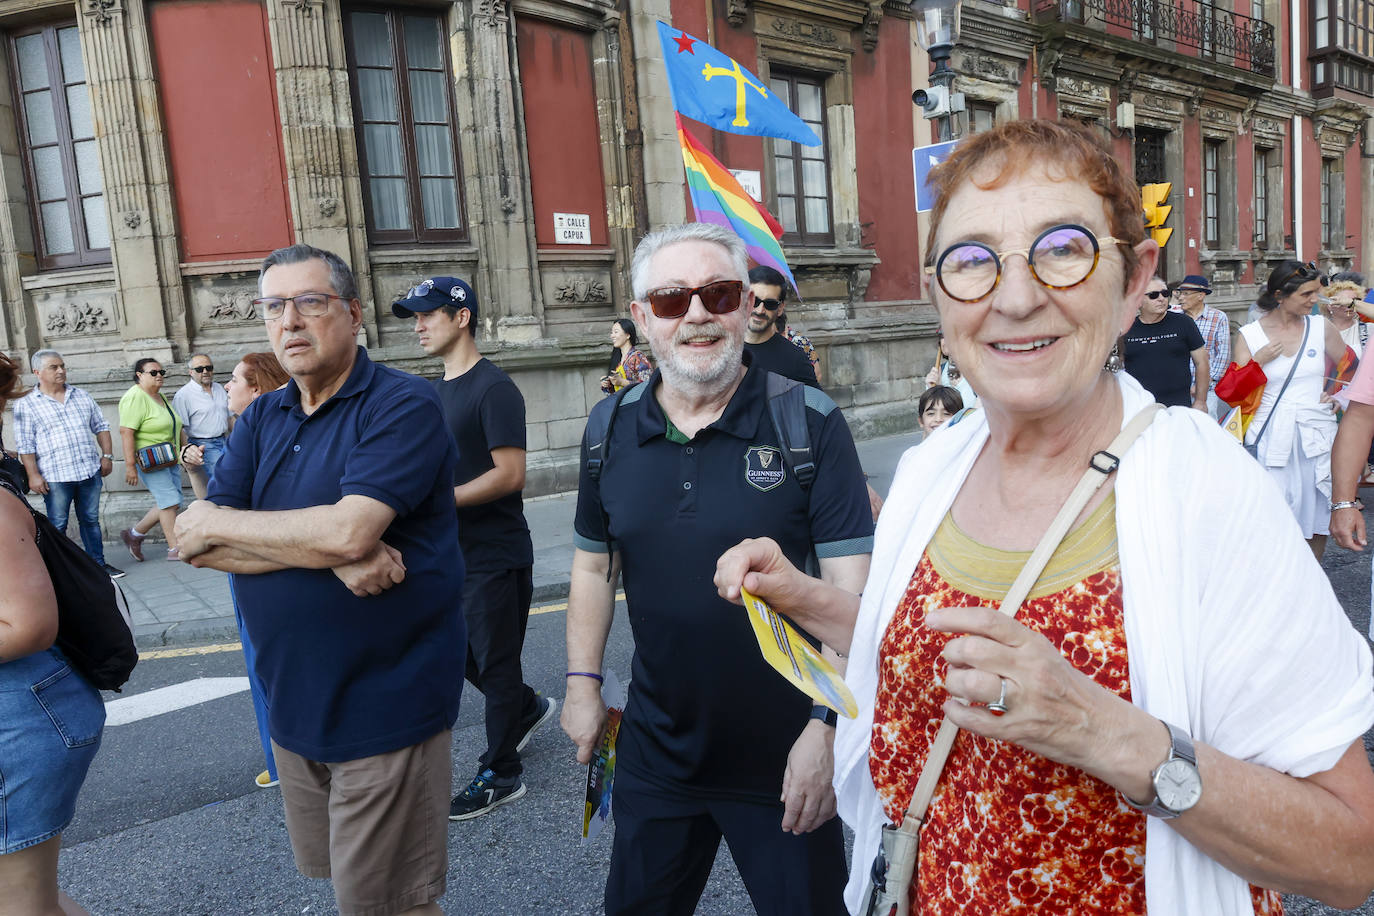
left=1105, top=343, right=1123, bottom=373
left=946, top=357, right=961, bottom=384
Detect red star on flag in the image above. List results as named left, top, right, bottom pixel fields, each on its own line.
left=673, top=32, right=696, bottom=54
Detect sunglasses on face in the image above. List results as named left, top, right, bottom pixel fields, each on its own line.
left=1145, top=290, right=1170, bottom=300
left=645, top=280, right=744, bottom=319
left=143, top=369, right=167, bottom=377
left=755, top=298, right=783, bottom=311
left=191, top=365, right=214, bottom=373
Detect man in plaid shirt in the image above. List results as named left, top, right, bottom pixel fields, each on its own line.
left=13, top=349, right=123, bottom=577
left=1172, top=274, right=1231, bottom=420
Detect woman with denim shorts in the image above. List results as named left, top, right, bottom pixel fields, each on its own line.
left=0, top=351, right=105, bottom=914
left=117, top=357, right=201, bottom=562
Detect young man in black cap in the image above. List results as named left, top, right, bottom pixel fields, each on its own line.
left=393, top=277, right=554, bottom=819
left=1171, top=274, right=1231, bottom=419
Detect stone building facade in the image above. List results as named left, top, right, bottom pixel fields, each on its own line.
left=0, top=0, right=935, bottom=530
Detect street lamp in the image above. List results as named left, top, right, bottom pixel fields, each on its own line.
left=912, top=0, right=964, bottom=139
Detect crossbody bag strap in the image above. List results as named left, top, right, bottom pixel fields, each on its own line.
left=1249, top=316, right=1309, bottom=451
left=898, top=403, right=1163, bottom=831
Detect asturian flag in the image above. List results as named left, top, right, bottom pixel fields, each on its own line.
left=656, top=22, right=821, bottom=146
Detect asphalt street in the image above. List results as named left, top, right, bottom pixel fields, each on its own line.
left=55, top=521, right=1374, bottom=915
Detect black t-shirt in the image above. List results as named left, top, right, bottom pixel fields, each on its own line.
left=433, top=358, right=533, bottom=571
left=1123, top=312, right=1205, bottom=407
left=743, top=333, right=820, bottom=387
left=573, top=366, right=874, bottom=799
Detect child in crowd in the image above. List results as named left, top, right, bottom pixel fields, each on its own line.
left=918, top=385, right=964, bottom=437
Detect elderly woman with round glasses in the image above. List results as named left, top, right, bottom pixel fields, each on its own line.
left=716, top=120, right=1374, bottom=914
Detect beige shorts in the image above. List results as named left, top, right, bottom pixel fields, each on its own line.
left=272, top=729, right=452, bottom=916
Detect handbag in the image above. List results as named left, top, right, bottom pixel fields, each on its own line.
left=1243, top=317, right=1309, bottom=461
left=861, top=403, right=1162, bottom=916
left=0, top=476, right=137, bottom=690
left=135, top=395, right=182, bottom=472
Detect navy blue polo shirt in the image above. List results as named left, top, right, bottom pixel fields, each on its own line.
left=573, top=365, right=873, bottom=800
left=209, top=347, right=466, bottom=763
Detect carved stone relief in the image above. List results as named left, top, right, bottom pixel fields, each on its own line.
left=727, top=0, right=751, bottom=27
left=769, top=17, right=841, bottom=48
left=83, top=0, right=124, bottom=26
left=317, top=197, right=339, bottom=218
left=205, top=292, right=259, bottom=324
left=285, top=0, right=319, bottom=15
left=45, top=300, right=113, bottom=336
left=861, top=1, right=884, bottom=51
left=476, top=0, right=507, bottom=28
left=552, top=277, right=609, bottom=304
left=960, top=52, right=1013, bottom=83
left=122, top=211, right=141, bottom=229
left=1056, top=77, right=1108, bottom=101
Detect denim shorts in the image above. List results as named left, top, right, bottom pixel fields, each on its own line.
left=0, top=648, right=105, bottom=854
left=139, top=463, right=183, bottom=510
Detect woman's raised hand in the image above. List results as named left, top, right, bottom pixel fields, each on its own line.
left=714, top=537, right=805, bottom=613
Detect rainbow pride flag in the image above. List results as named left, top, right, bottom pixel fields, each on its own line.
left=675, top=113, right=798, bottom=293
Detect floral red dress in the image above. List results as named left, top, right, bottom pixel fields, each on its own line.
left=869, top=496, right=1281, bottom=915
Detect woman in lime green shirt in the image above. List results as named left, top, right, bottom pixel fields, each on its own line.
left=117, top=358, right=201, bottom=561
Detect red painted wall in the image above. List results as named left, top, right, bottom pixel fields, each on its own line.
left=853, top=16, right=921, bottom=300
left=149, top=0, right=292, bottom=262
left=516, top=18, right=609, bottom=248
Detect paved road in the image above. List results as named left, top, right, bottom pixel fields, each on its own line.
left=56, top=512, right=1374, bottom=914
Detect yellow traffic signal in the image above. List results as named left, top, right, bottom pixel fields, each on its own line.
left=1141, top=182, right=1173, bottom=247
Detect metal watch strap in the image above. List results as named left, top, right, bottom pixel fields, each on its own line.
left=1123, top=720, right=1198, bottom=819
left=1331, top=500, right=1361, bottom=511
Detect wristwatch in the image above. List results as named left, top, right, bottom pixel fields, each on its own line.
left=809, top=704, right=838, bottom=727
left=1331, top=500, right=1361, bottom=512
left=1123, top=720, right=1202, bottom=819
left=100, top=453, right=114, bottom=460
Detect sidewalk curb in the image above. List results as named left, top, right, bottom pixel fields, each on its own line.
left=135, top=583, right=575, bottom=651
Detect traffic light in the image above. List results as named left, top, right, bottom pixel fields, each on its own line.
left=1141, top=182, right=1173, bottom=247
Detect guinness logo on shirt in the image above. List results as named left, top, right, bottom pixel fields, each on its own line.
left=744, top=445, right=786, bottom=492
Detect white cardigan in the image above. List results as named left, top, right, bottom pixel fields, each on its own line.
left=834, top=373, right=1374, bottom=915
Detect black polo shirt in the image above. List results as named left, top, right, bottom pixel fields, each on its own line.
left=573, top=365, right=873, bottom=800
left=433, top=358, right=533, bottom=572
left=743, top=332, right=820, bottom=387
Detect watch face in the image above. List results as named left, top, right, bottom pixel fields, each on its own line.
left=1155, top=758, right=1202, bottom=812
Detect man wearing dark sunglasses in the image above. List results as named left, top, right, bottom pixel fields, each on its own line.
left=562, top=223, right=872, bottom=915
left=744, top=265, right=820, bottom=388
left=172, top=353, right=230, bottom=500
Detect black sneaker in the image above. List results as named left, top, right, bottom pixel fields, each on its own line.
left=449, top=768, right=526, bottom=821
left=515, top=695, right=557, bottom=754
left=103, top=563, right=127, bottom=579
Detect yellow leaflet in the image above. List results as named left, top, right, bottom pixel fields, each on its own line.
left=740, top=587, right=858, bottom=718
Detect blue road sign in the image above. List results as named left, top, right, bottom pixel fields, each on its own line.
left=913, top=139, right=960, bottom=213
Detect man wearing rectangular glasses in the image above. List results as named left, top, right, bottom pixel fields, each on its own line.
left=561, top=223, right=872, bottom=915
left=172, top=353, right=230, bottom=499
left=175, top=244, right=465, bottom=916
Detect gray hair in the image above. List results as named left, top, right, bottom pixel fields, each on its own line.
left=187, top=352, right=210, bottom=367
left=630, top=223, right=749, bottom=301
left=259, top=244, right=359, bottom=302
left=31, top=349, right=61, bottom=372
left=1331, top=269, right=1366, bottom=286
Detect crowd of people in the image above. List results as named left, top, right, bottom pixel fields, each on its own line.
left=3, top=118, right=1374, bottom=916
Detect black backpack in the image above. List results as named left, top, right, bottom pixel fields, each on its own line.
left=583, top=373, right=816, bottom=579
left=1, top=478, right=138, bottom=690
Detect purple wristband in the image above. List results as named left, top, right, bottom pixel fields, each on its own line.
left=565, top=671, right=604, bottom=683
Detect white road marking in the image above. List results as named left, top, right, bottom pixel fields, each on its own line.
left=105, top=677, right=250, bottom=727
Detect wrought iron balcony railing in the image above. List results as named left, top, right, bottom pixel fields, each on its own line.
left=1035, top=0, right=1276, bottom=77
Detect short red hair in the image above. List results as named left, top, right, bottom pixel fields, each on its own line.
left=925, top=120, right=1145, bottom=289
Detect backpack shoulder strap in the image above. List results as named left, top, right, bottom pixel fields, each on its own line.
left=586, top=382, right=645, bottom=484
left=765, top=372, right=815, bottom=491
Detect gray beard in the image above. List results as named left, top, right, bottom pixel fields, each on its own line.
left=657, top=334, right=745, bottom=396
